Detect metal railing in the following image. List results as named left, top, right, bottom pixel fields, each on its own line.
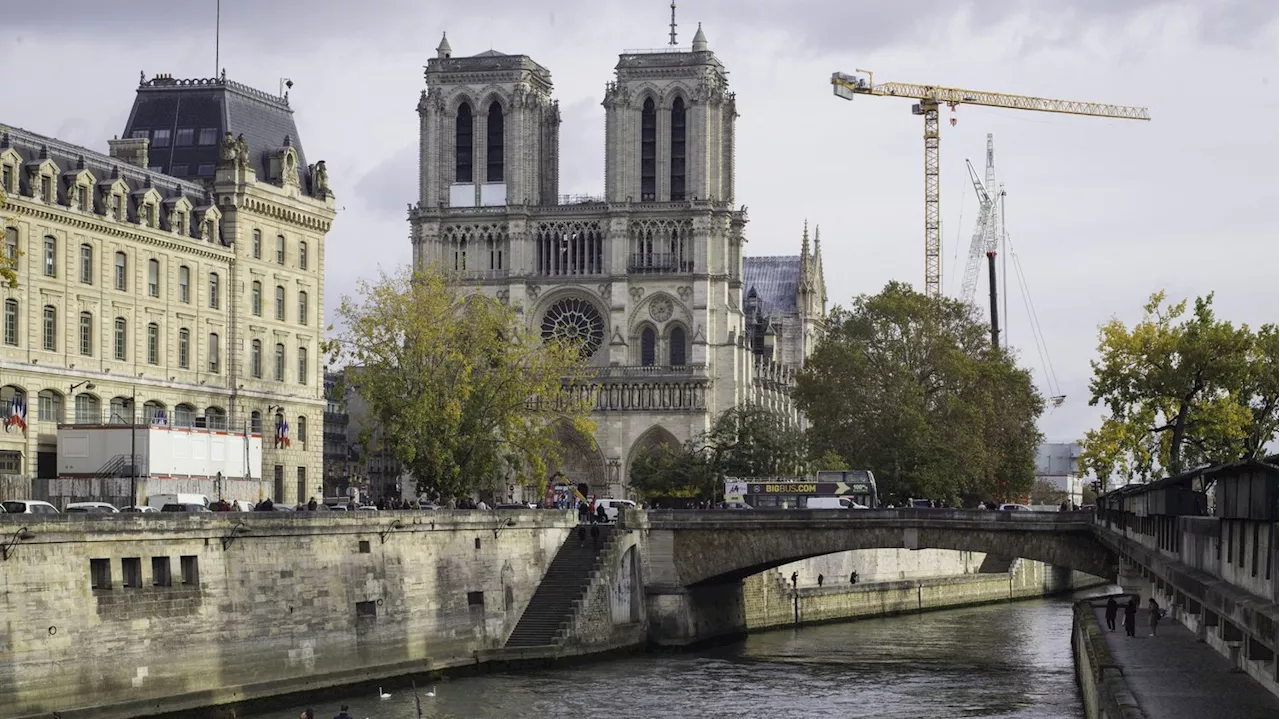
left=627, top=253, right=693, bottom=274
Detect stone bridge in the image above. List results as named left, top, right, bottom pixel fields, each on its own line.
left=631, top=508, right=1116, bottom=646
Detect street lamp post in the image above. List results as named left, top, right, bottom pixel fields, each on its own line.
left=128, top=387, right=137, bottom=507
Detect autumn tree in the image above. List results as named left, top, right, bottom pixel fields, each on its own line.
left=795, top=281, right=1044, bottom=506
left=0, top=191, right=17, bottom=289
left=1080, top=291, right=1278, bottom=485
left=331, top=267, right=595, bottom=500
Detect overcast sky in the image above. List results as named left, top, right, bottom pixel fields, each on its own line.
left=4, top=0, right=1276, bottom=445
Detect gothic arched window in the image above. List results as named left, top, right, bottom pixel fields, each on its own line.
left=641, top=327, right=656, bottom=367
left=670, top=97, right=686, bottom=201
left=486, top=101, right=504, bottom=182
left=669, top=326, right=687, bottom=366
left=455, top=102, right=474, bottom=183
left=640, top=98, right=656, bottom=201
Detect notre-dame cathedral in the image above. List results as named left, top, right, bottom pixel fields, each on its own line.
left=409, top=25, right=826, bottom=498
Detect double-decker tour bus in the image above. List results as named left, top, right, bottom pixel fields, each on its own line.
left=729, top=471, right=879, bottom=509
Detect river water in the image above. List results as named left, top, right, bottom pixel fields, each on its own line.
left=249, top=598, right=1087, bottom=719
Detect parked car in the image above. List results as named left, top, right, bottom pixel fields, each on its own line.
left=160, top=503, right=212, bottom=513
left=66, top=502, right=120, bottom=513
left=494, top=502, right=537, bottom=510
left=595, top=498, right=637, bottom=522
left=998, top=503, right=1034, bottom=512
left=1, top=500, right=59, bottom=514
left=119, top=505, right=160, bottom=513
left=721, top=501, right=754, bottom=510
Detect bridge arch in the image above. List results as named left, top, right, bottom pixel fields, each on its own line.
left=641, top=510, right=1117, bottom=588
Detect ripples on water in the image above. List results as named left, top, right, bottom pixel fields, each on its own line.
left=251, top=599, right=1083, bottom=719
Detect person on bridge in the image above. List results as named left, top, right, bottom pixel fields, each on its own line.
left=850, top=571, right=859, bottom=585
left=817, top=574, right=824, bottom=588
left=1123, top=597, right=1138, bottom=637
left=1105, top=597, right=1119, bottom=631
left=791, top=571, right=798, bottom=587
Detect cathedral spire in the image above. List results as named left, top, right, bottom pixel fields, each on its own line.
left=801, top=219, right=811, bottom=264
left=799, top=220, right=815, bottom=291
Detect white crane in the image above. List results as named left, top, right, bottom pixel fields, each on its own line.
left=959, top=134, right=1001, bottom=306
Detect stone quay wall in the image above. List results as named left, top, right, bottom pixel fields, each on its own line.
left=1071, top=600, right=1148, bottom=719
left=0, top=511, right=576, bottom=719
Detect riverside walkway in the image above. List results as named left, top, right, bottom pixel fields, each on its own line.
left=1090, top=600, right=1277, bottom=719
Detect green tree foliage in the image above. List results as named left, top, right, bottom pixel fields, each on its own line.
left=332, top=267, right=595, bottom=500
left=1029, top=479, right=1068, bottom=506
left=628, top=406, right=811, bottom=500
left=795, top=281, right=1044, bottom=506
left=0, top=192, right=17, bottom=289
left=1080, top=291, right=1279, bottom=485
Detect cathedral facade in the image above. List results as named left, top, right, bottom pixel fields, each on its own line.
left=409, top=28, right=826, bottom=499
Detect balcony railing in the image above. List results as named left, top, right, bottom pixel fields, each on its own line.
left=591, top=364, right=703, bottom=379
left=628, top=253, right=693, bottom=274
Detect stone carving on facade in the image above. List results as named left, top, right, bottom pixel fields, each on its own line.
left=676, top=285, right=692, bottom=301
left=312, top=160, right=329, bottom=197
left=527, top=284, right=541, bottom=301
left=218, top=132, right=237, bottom=167
left=597, top=283, right=612, bottom=303
left=602, top=80, right=631, bottom=110
left=234, top=134, right=249, bottom=168
left=649, top=294, right=674, bottom=323
left=496, top=289, right=510, bottom=305
left=628, top=286, right=644, bottom=302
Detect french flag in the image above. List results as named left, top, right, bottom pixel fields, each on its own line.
left=5, top=394, right=27, bottom=434
left=276, top=419, right=291, bottom=449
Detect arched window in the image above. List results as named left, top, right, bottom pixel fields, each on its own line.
left=275, top=285, right=285, bottom=320
left=147, top=322, right=159, bottom=364
left=299, top=241, right=308, bottom=270
left=74, top=393, right=100, bottom=424
left=486, top=101, right=504, bottom=182
left=640, top=327, right=656, bottom=367
left=640, top=98, right=656, bottom=201
left=297, top=415, right=308, bottom=450
left=250, top=339, right=262, bottom=378
left=110, top=396, right=132, bottom=424
left=177, top=328, right=190, bottom=368
left=42, top=305, right=56, bottom=351
left=669, top=326, right=687, bottom=366
left=205, top=406, right=227, bottom=430
left=250, top=410, right=263, bottom=434
left=670, top=97, right=687, bottom=201
left=174, top=403, right=196, bottom=427
left=298, top=291, right=308, bottom=326
left=37, top=389, right=64, bottom=423
left=455, top=102, right=474, bottom=183
left=251, top=281, right=262, bottom=316
left=2, top=298, right=16, bottom=347
left=114, top=251, right=127, bottom=291
left=274, top=343, right=285, bottom=381
left=143, top=400, right=165, bottom=424
left=147, top=258, right=160, bottom=297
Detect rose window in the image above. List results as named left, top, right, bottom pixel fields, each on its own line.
left=541, top=298, right=605, bottom=358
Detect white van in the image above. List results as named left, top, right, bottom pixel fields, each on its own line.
left=595, top=498, right=637, bottom=522
left=147, top=493, right=210, bottom=510
left=806, top=497, right=865, bottom=510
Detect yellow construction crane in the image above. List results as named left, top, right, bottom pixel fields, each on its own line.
left=831, top=70, right=1150, bottom=298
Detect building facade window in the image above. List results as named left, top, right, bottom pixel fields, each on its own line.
left=76, top=186, right=89, bottom=212
left=2, top=299, right=16, bottom=346
left=113, top=317, right=127, bottom=361
left=252, top=229, right=261, bottom=259
left=299, top=241, right=308, bottom=270
left=276, top=234, right=285, bottom=265
left=198, top=128, right=218, bottom=146
left=178, top=328, right=190, bottom=368
left=74, top=394, right=99, bottom=424
left=297, top=416, right=307, bottom=450
left=42, top=305, right=56, bottom=351
left=486, top=101, right=504, bottom=182
left=208, top=333, right=220, bottom=373
left=640, top=327, right=656, bottom=367
left=147, top=259, right=159, bottom=297
left=251, top=281, right=262, bottom=316
left=178, top=266, right=190, bottom=303
left=174, top=403, right=195, bottom=427
left=37, top=390, right=63, bottom=423
left=80, top=244, right=93, bottom=284
left=152, top=129, right=171, bottom=147
left=250, top=410, right=263, bottom=434
left=670, top=326, right=687, bottom=366
left=455, top=102, right=474, bottom=183
left=670, top=97, right=687, bottom=201
left=298, top=346, right=308, bottom=384
left=43, top=236, right=56, bottom=277
left=275, top=286, right=285, bottom=320
left=147, top=323, right=159, bottom=365
left=274, top=343, right=285, bottom=382
left=209, top=272, right=220, bottom=309
left=251, top=339, right=262, bottom=378
left=110, top=193, right=123, bottom=221
left=3, top=227, right=17, bottom=265
left=79, top=312, right=93, bottom=356
left=298, top=291, right=308, bottom=326
left=640, top=98, right=657, bottom=201
left=41, top=176, right=52, bottom=203
left=175, top=128, right=194, bottom=146
left=114, top=252, right=127, bottom=291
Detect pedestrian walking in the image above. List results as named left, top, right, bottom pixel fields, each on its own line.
left=1123, top=597, right=1138, bottom=637
left=1105, top=597, right=1118, bottom=631
left=578, top=501, right=588, bottom=523
left=334, top=705, right=354, bottom=719
left=590, top=523, right=600, bottom=548
left=577, top=526, right=586, bottom=546
left=791, top=571, right=798, bottom=587
left=850, top=570, right=859, bottom=585
left=1148, top=597, right=1163, bottom=636
left=817, top=574, right=824, bottom=588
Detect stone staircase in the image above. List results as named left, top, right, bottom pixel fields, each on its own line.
left=505, top=524, right=615, bottom=648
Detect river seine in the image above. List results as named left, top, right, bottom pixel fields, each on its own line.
left=250, top=597, right=1090, bottom=719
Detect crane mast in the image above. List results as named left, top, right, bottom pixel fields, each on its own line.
left=831, top=70, right=1150, bottom=297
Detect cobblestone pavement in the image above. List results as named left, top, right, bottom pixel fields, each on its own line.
left=1091, top=600, right=1277, bottom=719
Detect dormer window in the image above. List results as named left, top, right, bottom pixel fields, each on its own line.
left=40, top=175, right=52, bottom=203
left=1, top=164, right=13, bottom=193
left=174, top=211, right=186, bottom=234
left=204, top=219, right=216, bottom=242
left=110, top=193, right=123, bottom=221
left=76, top=186, right=90, bottom=212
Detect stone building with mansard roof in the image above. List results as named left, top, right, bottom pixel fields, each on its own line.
left=410, top=27, right=826, bottom=499
left=0, top=72, right=335, bottom=507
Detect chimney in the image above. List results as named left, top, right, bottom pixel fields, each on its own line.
left=108, top=137, right=150, bottom=169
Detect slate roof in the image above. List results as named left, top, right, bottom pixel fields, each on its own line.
left=743, top=256, right=801, bottom=317
left=0, top=124, right=218, bottom=244
left=122, top=73, right=310, bottom=186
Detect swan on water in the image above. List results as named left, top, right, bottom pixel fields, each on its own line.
left=379, top=687, right=392, bottom=699
left=425, top=686, right=436, bottom=697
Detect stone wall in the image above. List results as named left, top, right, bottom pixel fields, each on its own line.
left=1072, top=600, right=1149, bottom=719
left=0, top=511, right=574, bottom=719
